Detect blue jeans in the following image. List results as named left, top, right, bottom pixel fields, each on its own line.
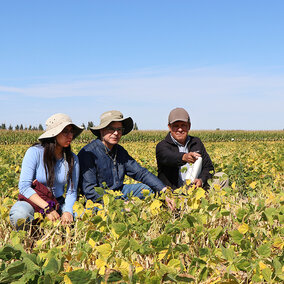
left=9, top=201, right=35, bottom=230
left=120, top=183, right=153, bottom=199
left=9, top=198, right=67, bottom=230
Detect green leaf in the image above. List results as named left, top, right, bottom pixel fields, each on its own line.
left=43, top=257, right=59, bottom=274
left=207, top=203, right=219, bottom=211
left=0, top=245, right=22, bottom=261
left=116, top=238, right=129, bottom=253
left=257, top=243, right=271, bottom=257
left=220, top=209, right=230, bottom=216
left=112, top=222, right=127, bottom=236
left=221, top=246, right=234, bottom=262
left=264, top=208, right=276, bottom=225
left=37, top=274, right=54, bottom=284
left=91, top=215, right=103, bottom=224
left=151, top=234, right=172, bottom=250
left=199, top=266, right=208, bottom=281
left=90, top=231, right=102, bottom=242
left=94, top=187, right=105, bottom=195
left=107, top=270, right=123, bottom=282
left=129, top=238, right=141, bottom=252
left=208, top=226, right=223, bottom=241
left=262, top=267, right=272, bottom=282
left=66, top=269, right=92, bottom=284
left=251, top=273, right=262, bottom=283
left=168, top=259, right=180, bottom=269
left=199, top=248, right=209, bottom=257
left=236, top=208, right=247, bottom=222
left=7, top=260, right=25, bottom=276
left=174, top=244, right=189, bottom=253
left=22, top=256, right=40, bottom=273
left=236, top=259, right=250, bottom=272
left=229, top=230, right=243, bottom=245
left=176, top=274, right=195, bottom=282
left=165, top=223, right=181, bottom=234
left=273, top=257, right=282, bottom=276
left=149, top=275, right=162, bottom=284
left=185, top=215, right=197, bottom=227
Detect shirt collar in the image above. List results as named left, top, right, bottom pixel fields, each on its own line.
left=170, top=133, right=190, bottom=147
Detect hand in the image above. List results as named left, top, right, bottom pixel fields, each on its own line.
left=182, top=152, right=201, bottom=164
left=193, top=178, right=203, bottom=188
left=46, top=210, right=60, bottom=222
left=61, top=212, right=73, bottom=225
left=165, top=196, right=175, bottom=211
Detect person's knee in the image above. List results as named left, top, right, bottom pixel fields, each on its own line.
left=9, top=202, right=34, bottom=228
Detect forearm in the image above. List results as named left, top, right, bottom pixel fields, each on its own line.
left=156, top=150, right=185, bottom=167
left=28, top=193, right=49, bottom=209
left=64, top=190, right=77, bottom=213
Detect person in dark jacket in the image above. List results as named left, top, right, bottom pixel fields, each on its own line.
left=78, top=110, right=174, bottom=209
left=156, top=107, right=215, bottom=190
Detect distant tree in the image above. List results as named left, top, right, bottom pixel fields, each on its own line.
left=133, top=122, right=139, bottom=130
left=8, top=124, right=13, bottom=130
left=28, top=125, right=32, bottom=130
left=87, top=121, right=94, bottom=129
left=81, top=123, right=86, bottom=130
left=1, top=123, right=6, bottom=130
left=20, top=124, right=23, bottom=130
left=15, top=125, right=20, bottom=130
left=38, top=124, right=44, bottom=131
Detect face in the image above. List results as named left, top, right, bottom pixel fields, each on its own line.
left=100, top=121, right=124, bottom=149
left=168, top=120, right=190, bottom=145
left=56, top=125, right=74, bottom=148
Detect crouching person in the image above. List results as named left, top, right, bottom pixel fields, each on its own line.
left=156, top=107, right=229, bottom=190
left=78, top=110, right=174, bottom=209
left=9, top=113, right=83, bottom=230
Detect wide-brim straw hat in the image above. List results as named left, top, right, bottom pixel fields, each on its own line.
left=38, top=113, right=84, bottom=141
left=90, top=110, right=133, bottom=137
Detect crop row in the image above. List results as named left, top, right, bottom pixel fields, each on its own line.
left=0, top=130, right=283, bottom=145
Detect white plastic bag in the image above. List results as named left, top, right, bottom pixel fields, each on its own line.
left=184, top=157, right=202, bottom=181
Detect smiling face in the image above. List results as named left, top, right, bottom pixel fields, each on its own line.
left=100, top=121, right=124, bottom=150
left=56, top=125, right=74, bottom=148
left=168, top=121, right=190, bottom=145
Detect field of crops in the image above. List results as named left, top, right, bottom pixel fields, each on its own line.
left=0, top=130, right=283, bottom=283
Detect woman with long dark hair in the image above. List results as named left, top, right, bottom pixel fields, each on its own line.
left=9, top=113, right=83, bottom=229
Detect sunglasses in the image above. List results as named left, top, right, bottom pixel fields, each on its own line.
left=105, top=126, right=125, bottom=134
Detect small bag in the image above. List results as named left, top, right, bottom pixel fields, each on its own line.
left=18, top=180, right=59, bottom=213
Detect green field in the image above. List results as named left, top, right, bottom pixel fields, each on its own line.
left=0, top=130, right=283, bottom=283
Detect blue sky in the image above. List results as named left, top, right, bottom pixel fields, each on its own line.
left=0, top=0, right=283, bottom=130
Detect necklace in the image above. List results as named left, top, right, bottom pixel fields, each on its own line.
left=104, top=145, right=117, bottom=166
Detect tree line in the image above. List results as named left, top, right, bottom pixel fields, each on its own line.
left=0, top=122, right=139, bottom=131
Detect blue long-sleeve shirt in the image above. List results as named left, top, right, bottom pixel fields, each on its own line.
left=18, top=144, right=79, bottom=213
left=78, top=139, right=165, bottom=202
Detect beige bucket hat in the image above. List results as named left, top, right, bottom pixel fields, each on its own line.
left=90, top=110, right=133, bottom=137
left=38, top=113, right=84, bottom=140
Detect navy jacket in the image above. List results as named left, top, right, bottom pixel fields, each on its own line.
left=78, top=139, right=165, bottom=202
left=156, top=133, right=214, bottom=189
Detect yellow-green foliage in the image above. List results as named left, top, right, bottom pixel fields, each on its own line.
left=0, top=140, right=283, bottom=283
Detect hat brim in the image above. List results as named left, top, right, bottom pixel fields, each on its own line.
left=90, top=117, right=133, bottom=137
left=38, top=122, right=84, bottom=141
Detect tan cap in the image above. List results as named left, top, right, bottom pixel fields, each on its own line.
left=38, top=113, right=84, bottom=140
left=168, top=107, right=190, bottom=124
left=90, top=110, right=133, bottom=136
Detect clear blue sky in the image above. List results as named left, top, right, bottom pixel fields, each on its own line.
left=1, top=0, right=283, bottom=130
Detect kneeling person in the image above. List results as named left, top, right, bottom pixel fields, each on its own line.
left=78, top=110, right=167, bottom=203
left=156, top=107, right=215, bottom=190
